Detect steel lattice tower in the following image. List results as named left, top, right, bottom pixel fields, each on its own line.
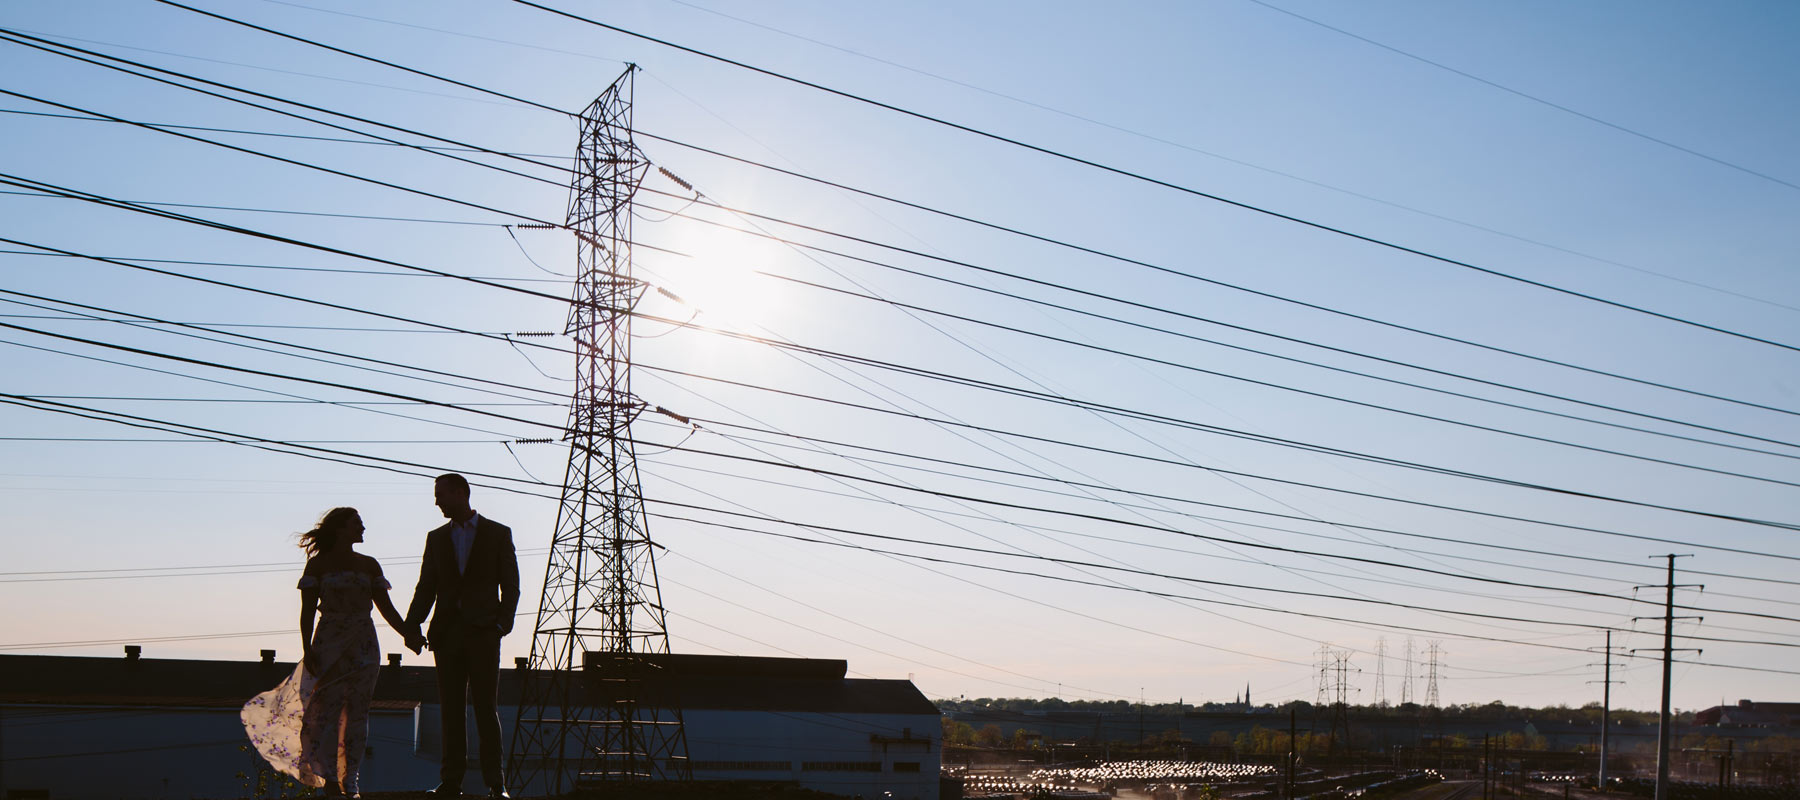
left=1373, top=637, right=1388, bottom=707
left=1401, top=637, right=1415, bottom=706
left=1328, top=651, right=1351, bottom=755
left=507, top=66, right=691, bottom=796
left=1425, top=640, right=1443, bottom=708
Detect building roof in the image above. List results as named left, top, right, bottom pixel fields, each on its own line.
left=0, top=651, right=937, bottom=716
left=1694, top=699, right=1800, bottom=727
left=0, top=652, right=439, bottom=709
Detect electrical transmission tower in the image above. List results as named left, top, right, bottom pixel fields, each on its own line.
left=1329, top=651, right=1353, bottom=755
left=1315, top=644, right=1333, bottom=707
left=507, top=65, right=691, bottom=795
left=1401, top=637, right=1415, bottom=706
left=1374, top=637, right=1388, bottom=707
left=1425, top=640, right=1443, bottom=708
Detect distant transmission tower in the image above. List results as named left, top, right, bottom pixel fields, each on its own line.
left=1374, top=637, right=1388, bottom=707
left=507, top=65, right=691, bottom=795
left=1401, top=637, right=1415, bottom=706
left=1425, top=640, right=1443, bottom=708
left=1316, top=644, right=1333, bottom=707
left=1329, top=651, right=1352, bottom=754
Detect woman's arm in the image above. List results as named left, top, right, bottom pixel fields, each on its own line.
left=367, top=558, right=408, bottom=631
left=366, top=556, right=424, bottom=652
left=299, top=561, right=321, bottom=672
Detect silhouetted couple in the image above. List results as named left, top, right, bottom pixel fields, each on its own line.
left=243, top=473, right=520, bottom=798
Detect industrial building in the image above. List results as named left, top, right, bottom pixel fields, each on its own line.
left=0, top=649, right=939, bottom=799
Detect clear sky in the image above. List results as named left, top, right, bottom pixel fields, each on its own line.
left=3, top=0, right=1798, bottom=715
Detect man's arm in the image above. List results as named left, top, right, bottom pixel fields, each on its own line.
left=497, top=524, right=521, bottom=636
left=405, top=532, right=438, bottom=628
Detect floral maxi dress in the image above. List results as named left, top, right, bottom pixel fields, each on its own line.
left=241, top=570, right=386, bottom=793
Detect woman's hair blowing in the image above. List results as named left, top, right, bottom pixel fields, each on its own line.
left=298, top=507, right=359, bottom=558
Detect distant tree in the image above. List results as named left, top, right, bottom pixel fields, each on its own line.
left=942, top=716, right=975, bottom=746
left=975, top=723, right=1006, bottom=748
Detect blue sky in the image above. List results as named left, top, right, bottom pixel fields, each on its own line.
left=3, top=0, right=1798, bottom=714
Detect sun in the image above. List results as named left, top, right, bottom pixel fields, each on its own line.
left=653, top=225, right=789, bottom=328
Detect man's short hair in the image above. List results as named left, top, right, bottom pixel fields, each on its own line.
left=435, top=473, right=471, bottom=495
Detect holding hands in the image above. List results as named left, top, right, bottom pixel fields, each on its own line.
left=402, top=624, right=428, bottom=654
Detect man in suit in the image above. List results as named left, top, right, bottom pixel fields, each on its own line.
left=406, top=473, right=521, bottom=798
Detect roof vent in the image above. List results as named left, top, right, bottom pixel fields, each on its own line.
left=388, top=653, right=402, bottom=667
left=124, top=645, right=141, bottom=661
left=515, top=657, right=530, bottom=670
left=260, top=649, right=276, bottom=665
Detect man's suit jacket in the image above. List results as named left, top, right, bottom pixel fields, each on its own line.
left=406, top=515, right=521, bottom=645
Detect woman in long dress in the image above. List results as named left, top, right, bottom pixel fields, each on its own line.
left=242, top=507, right=415, bottom=797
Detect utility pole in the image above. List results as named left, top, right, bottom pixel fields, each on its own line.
left=1588, top=630, right=1625, bottom=790
left=1482, top=733, right=1491, bottom=800
left=1633, top=555, right=1699, bottom=800
left=506, top=66, right=691, bottom=795
left=1287, top=706, right=1297, bottom=800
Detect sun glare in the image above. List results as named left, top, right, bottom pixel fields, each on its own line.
left=659, top=227, right=789, bottom=328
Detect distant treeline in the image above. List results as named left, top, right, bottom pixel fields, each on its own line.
left=935, top=697, right=1687, bottom=727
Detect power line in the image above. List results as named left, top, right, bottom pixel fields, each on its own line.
left=634, top=184, right=1800, bottom=429
left=647, top=415, right=1800, bottom=595
left=0, top=246, right=572, bottom=282
left=151, top=0, right=570, bottom=115
left=1239, top=0, right=1800, bottom=194
left=27, top=389, right=1780, bottom=676
left=0, top=84, right=557, bottom=226
left=632, top=18, right=1800, bottom=318
left=646, top=505, right=1800, bottom=675
left=0, top=320, right=567, bottom=436
left=1, top=333, right=527, bottom=441
left=638, top=440, right=1800, bottom=627
left=660, top=450, right=1799, bottom=632
left=645, top=454, right=1660, bottom=630
left=0, top=394, right=559, bottom=500
left=106, top=2, right=1800, bottom=367
left=0, top=187, right=505, bottom=227
left=22, top=16, right=1793, bottom=454
left=664, top=551, right=1125, bottom=700
left=0, top=176, right=567, bottom=305
left=512, top=0, right=1800, bottom=356
left=0, top=105, right=568, bottom=159
left=720, top=266, right=1800, bottom=487
left=640, top=362, right=1800, bottom=561
left=1, top=284, right=567, bottom=399
left=636, top=318, right=1800, bottom=536
left=0, top=28, right=575, bottom=188
left=20, top=15, right=1785, bottom=444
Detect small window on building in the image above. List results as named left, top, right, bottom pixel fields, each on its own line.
left=802, top=761, right=882, bottom=772
left=893, top=761, right=921, bottom=773
left=691, top=760, right=791, bottom=771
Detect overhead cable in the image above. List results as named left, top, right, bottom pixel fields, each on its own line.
left=640, top=362, right=1800, bottom=560
left=511, top=0, right=1800, bottom=356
